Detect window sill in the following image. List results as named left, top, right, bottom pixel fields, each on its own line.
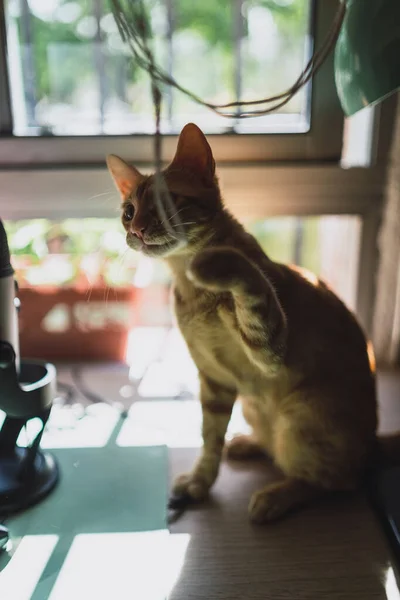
left=0, top=163, right=385, bottom=221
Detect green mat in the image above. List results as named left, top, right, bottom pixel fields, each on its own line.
left=0, top=418, right=169, bottom=600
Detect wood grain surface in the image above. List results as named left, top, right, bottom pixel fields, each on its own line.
left=168, top=371, right=400, bottom=600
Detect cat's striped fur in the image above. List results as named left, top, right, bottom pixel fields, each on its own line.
left=107, top=123, right=399, bottom=523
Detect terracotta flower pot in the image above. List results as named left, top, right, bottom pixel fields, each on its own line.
left=18, top=286, right=137, bottom=362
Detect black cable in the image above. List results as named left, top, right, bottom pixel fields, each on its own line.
left=70, top=367, right=106, bottom=405
left=110, top=0, right=347, bottom=118
left=57, top=369, right=121, bottom=410
left=70, top=367, right=128, bottom=419
left=56, top=380, right=75, bottom=405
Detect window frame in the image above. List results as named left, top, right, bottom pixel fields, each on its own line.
left=0, top=0, right=398, bottom=341
left=0, top=160, right=390, bottom=334
left=0, top=0, right=344, bottom=165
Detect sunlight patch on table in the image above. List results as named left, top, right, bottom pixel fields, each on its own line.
left=41, top=403, right=120, bottom=449
left=0, top=535, right=59, bottom=600
left=48, top=531, right=190, bottom=600
left=116, top=399, right=250, bottom=448
left=385, top=565, right=400, bottom=600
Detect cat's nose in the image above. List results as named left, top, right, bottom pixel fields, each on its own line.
left=131, top=224, right=146, bottom=240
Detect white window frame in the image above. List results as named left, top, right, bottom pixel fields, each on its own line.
left=0, top=0, right=397, bottom=338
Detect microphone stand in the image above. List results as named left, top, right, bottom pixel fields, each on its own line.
left=0, top=220, right=59, bottom=520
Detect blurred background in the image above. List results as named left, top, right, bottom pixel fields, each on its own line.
left=0, top=2, right=400, bottom=597
left=1, top=0, right=374, bottom=396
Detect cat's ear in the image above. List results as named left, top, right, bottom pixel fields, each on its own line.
left=106, top=154, right=142, bottom=199
left=169, top=123, right=215, bottom=181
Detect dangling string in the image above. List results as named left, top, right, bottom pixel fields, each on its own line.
left=151, top=83, right=186, bottom=245
left=110, top=0, right=347, bottom=118
left=109, top=0, right=347, bottom=235
left=111, top=0, right=187, bottom=244
left=108, top=0, right=348, bottom=522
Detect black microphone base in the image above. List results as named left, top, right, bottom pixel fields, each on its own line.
left=0, top=220, right=60, bottom=517
left=0, top=447, right=59, bottom=515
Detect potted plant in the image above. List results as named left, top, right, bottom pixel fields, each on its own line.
left=7, top=219, right=172, bottom=362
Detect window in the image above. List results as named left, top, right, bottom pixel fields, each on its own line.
left=0, top=0, right=344, bottom=163
left=6, top=218, right=141, bottom=288
left=248, top=215, right=361, bottom=311
left=0, top=0, right=389, bottom=337
left=5, top=217, right=172, bottom=362
left=6, top=0, right=312, bottom=136
left=7, top=215, right=360, bottom=306
left=5, top=214, right=360, bottom=365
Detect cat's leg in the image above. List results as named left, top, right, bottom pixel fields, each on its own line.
left=248, top=399, right=363, bottom=523
left=225, top=434, right=266, bottom=460
left=172, top=374, right=236, bottom=502
left=228, top=396, right=273, bottom=461
left=188, top=248, right=287, bottom=372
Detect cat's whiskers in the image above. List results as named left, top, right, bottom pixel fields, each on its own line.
left=160, top=206, right=189, bottom=226
left=117, top=247, right=129, bottom=267
left=84, top=243, right=129, bottom=306
left=85, top=283, right=93, bottom=303
left=107, top=248, right=131, bottom=301
left=88, top=189, right=116, bottom=201
left=166, top=231, right=179, bottom=241
left=104, top=284, right=111, bottom=308
left=155, top=192, right=188, bottom=246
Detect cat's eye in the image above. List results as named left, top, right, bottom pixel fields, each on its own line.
left=123, top=203, right=134, bottom=221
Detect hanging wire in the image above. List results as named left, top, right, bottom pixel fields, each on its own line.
left=109, top=0, right=347, bottom=238
left=110, top=0, right=187, bottom=244
left=110, top=0, right=346, bottom=118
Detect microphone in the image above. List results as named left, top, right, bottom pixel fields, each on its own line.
left=0, top=219, right=59, bottom=515
left=0, top=220, right=20, bottom=372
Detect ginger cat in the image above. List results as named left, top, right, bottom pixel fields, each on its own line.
left=107, top=123, right=398, bottom=523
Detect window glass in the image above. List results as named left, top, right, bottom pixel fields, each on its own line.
left=6, top=0, right=311, bottom=136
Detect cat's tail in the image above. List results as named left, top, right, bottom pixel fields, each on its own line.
left=188, top=247, right=287, bottom=371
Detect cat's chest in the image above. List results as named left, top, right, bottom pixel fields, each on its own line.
left=173, top=287, right=255, bottom=387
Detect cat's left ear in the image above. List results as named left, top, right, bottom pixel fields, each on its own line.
left=169, top=123, right=215, bottom=182
left=106, top=154, right=142, bottom=199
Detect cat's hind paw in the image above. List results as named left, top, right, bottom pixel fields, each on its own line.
left=248, top=486, right=289, bottom=524
left=225, top=435, right=266, bottom=461
left=248, top=480, right=319, bottom=524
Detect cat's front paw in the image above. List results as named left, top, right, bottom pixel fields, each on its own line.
left=187, top=248, right=246, bottom=292
left=170, top=472, right=210, bottom=504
